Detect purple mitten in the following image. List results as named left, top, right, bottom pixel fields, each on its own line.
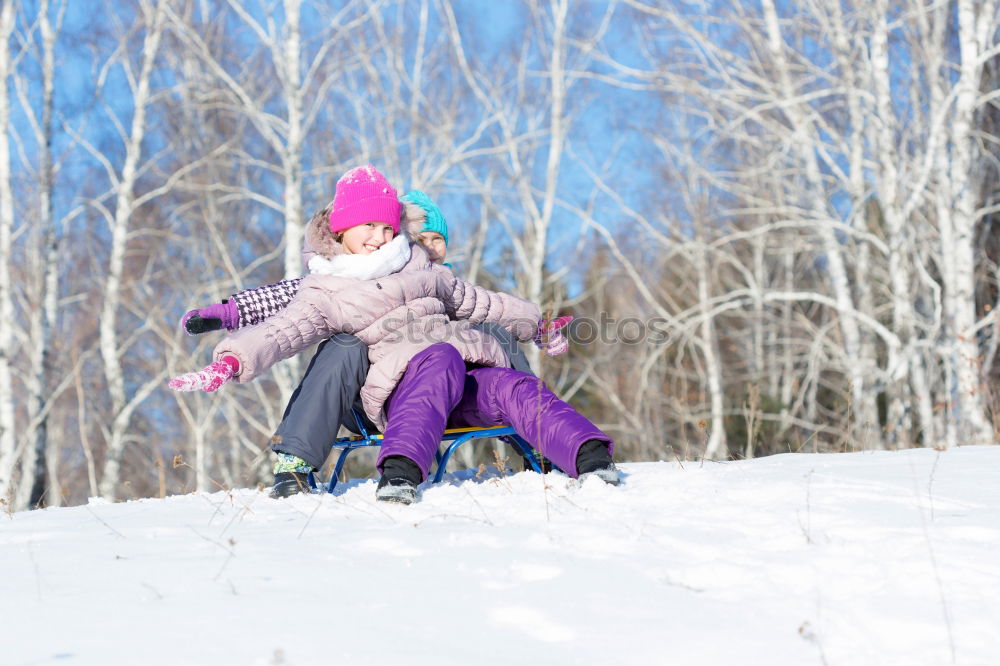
left=181, top=300, right=239, bottom=335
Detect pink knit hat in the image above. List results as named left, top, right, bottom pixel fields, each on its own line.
left=329, top=165, right=401, bottom=234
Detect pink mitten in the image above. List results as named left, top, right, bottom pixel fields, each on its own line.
left=534, top=316, right=573, bottom=356
left=168, top=357, right=239, bottom=392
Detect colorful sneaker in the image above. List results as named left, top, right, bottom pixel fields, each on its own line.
left=269, top=453, right=313, bottom=498
left=269, top=471, right=312, bottom=498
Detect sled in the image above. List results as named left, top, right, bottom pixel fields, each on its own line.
left=313, top=409, right=550, bottom=492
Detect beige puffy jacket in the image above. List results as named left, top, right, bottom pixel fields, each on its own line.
left=214, top=216, right=540, bottom=430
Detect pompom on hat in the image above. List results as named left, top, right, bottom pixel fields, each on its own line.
left=329, top=165, right=401, bottom=234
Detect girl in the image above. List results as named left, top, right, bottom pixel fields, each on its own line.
left=169, top=165, right=618, bottom=504
left=180, top=190, right=454, bottom=335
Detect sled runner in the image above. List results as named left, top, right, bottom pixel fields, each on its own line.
left=314, top=409, right=550, bottom=492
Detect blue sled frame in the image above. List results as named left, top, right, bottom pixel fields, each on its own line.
left=311, top=410, right=550, bottom=493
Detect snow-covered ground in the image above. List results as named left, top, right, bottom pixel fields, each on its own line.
left=3, top=446, right=999, bottom=666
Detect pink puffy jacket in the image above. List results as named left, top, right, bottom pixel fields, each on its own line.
left=213, top=242, right=540, bottom=430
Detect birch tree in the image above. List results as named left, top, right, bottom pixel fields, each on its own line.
left=95, top=0, right=170, bottom=499
left=163, top=0, right=387, bottom=398
left=181, top=0, right=311, bottom=280
left=440, top=0, right=599, bottom=373
left=0, top=0, right=18, bottom=506
left=164, top=0, right=388, bottom=277
left=759, top=0, right=880, bottom=446
left=593, top=0, right=1000, bottom=452
left=13, top=0, right=65, bottom=508
left=937, top=0, right=998, bottom=445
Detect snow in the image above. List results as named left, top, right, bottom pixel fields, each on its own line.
left=4, top=446, right=1000, bottom=666
left=338, top=164, right=380, bottom=185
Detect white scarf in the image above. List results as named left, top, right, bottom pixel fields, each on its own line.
left=307, top=234, right=411, bottom=280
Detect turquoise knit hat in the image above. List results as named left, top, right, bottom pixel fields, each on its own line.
left=402, top=190, right=448, bottom=247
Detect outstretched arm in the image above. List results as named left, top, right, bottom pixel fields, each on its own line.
left=210, top=280, right=348, bottom=384
left=181, top=278, right=304, bottom=335
left=435, top=268, right=571, bottom=355
left=436, top=269, right=541, bottom=341
left=170, top=280, right=346, bottom=391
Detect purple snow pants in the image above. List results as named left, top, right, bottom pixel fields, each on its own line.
left=377, top=343, right=613, bottom=480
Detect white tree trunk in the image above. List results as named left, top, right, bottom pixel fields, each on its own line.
left=941, top=0, right=995, bottom=446
left=0, top=1, right=17, bottom=505
left=280, top=0, right=304, bottom=281
left=20, top=0, right=61, bottom=508
left=837, top=2, right=880, bottom=446
left=777, top=252, right=796, bottom=438
left=697, top=243, right=727, bottom=459
left=275, top=0, right=304, bottom=387
left=752, top=235, right=766, bottom=386
left=761, top=0, right=878, bottom=447
left=98, top=0, right=167, bottom=499
left=869, top=4, right=915, bottom=447
left=526, top=0, right=568, bottom=374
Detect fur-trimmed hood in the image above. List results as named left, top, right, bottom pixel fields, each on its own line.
left=302, top=201, right=425, bottom=262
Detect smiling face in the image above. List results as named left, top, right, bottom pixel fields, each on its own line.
left=417, top=231, right=447, bottom=263
left=341, top=222, right=396, bottom=255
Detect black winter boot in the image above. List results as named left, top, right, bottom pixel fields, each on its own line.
left=376, top=456, right=422, bottom=505
left=575, top=439, right=621, bottom=486
left=269, top=472, right=312, bottom=498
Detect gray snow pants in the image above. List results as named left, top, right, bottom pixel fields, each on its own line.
left=270, top=323, right=533, bottom=470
